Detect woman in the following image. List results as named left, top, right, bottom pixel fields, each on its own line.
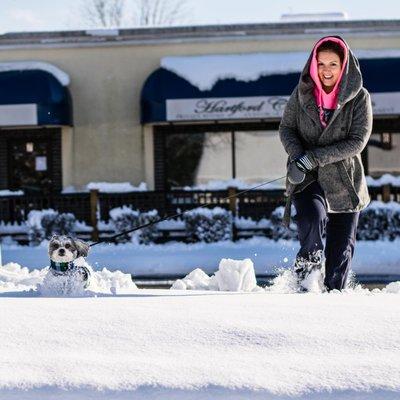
left=279, top=36, right=373, bottom=291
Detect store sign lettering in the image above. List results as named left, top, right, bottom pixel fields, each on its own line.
left=167, top=92, right=400, bottom=122
left=166, top=96, right=288, bottom=121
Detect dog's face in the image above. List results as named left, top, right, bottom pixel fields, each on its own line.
left=48, top=235, right=90, bottom=263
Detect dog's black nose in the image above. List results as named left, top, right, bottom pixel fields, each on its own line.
left=58, top=248, right=65, bottom=255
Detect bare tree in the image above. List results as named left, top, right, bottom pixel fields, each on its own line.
left=132, top=0, right=189, bottom=26
left=81, top=0, right=189, bottom=28
left=83, top=0, right=126, bottom=27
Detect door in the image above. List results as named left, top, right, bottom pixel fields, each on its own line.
left=8, top=138, right=53, bottom=194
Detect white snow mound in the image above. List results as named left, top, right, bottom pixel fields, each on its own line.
left=384, top=281, right=400, bottom=294
left=0, top=259, right=137, bottom=296
left=172, top=258, right=262, bottom=292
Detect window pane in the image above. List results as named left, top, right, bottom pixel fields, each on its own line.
left=165, top=132, right=231, bottom=188
left=368, top=133, right=400, bottom=176
left=235, top=130, right=287, bottom=184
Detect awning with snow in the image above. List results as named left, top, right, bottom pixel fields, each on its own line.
left=141, top=51, right=400, bottom=123
left=0, top=62, right=72, bottom=127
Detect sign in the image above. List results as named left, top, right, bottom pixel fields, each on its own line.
left=0, top=104, right=38, bottom=126
left=35, top=156, right=47, bottom=171
left=166, top=92, right=400, bottom=122
left=166, top=96, right=288, bottom=121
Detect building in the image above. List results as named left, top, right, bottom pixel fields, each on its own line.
left=0, top=20, right=400, bottom=195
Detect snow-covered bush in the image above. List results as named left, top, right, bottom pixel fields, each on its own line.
left=109, top=206, right=159, bottom=244
left=269, top=206, right=298, bottom=241
left=183, top=207, right=232, bottom=243
left=27, top=209, right=76, bottom=245
left=357, top=202, right=400, bottom=241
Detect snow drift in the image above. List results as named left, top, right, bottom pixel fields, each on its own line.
left=0, top=261, right=137, bottom=296
left=172, top=258, right=263, bottom=292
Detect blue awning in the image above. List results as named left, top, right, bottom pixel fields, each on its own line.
left=0, top=69, right=72, bottom=126
left=141, top=57, right=400, bottom=123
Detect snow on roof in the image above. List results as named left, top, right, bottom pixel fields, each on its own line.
left=280, top=12, right=348, bottom=22
left=161, top=49, right=400, bottom=91
left=0, top=61, right=70, bottom=86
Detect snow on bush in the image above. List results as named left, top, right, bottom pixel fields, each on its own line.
left=366, top=173, right=400, bottom=187
left=109, top=206, right=159, bottom=244
left=27, top=209, right=76, bottom=245
left=357, top=201, right=400, bottom=241
left=183, top=207, right=232, bottom=243
left=270, top=206, right=298, bottom=240
left=171, top=258, right=262, bottom=292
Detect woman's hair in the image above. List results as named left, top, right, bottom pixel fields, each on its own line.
left=317, top=40, right=345, bottom=64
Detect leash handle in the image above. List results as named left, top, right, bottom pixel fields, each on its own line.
left=90, top=176, right=286, bottom=247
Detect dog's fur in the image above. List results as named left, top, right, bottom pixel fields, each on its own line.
left=48, top=235, right=89, bottom=263
left=47, top=235, right=91, bottom=288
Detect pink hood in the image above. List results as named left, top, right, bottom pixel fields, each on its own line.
left=309, top=36, right=349, bottom=127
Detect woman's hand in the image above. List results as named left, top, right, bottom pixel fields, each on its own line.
left=295, top=154, right=316, bottom=172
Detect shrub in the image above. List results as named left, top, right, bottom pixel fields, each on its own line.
left=109, top=206, right=159, bottom=244
left=357, top=201, right=400, bottom=241
left=27, top=209, right=76, bottom=245
left=183, top=207, right=232, bottom=243
left=270, top=205, right=298, bottom=241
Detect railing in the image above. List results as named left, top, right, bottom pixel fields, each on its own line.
left=0, top=184, right=398, bottom=242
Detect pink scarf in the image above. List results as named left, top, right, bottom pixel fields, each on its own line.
left=309, top=37, right=348, bottom=127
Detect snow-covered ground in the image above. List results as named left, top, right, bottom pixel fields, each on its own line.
left=1, top=254, right=400, bottom=399
left=1, top=286, right=400, bottom=399
left=2, top=237, right=400, bottom=277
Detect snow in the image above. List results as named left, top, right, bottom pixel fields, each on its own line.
left=172, top=258, right=262, bottom=292
left=27, top=209, right=57, bottom=230
left=0, top=260, right=137, bottom=295
left=185, top=206, right=228, bottom=217
left=0, top=61, right=70, bottom=86
left=366, top=174, right=400, bottom=187
left=0, top=189, right=23, bottom=196
left=87, top=181, right=148, bottom=192
left=0, top=221, right=26, bottom=234
left=2, top=237, right=400, bottom=277
left=0, top=285, right=400, bottom=399
left=161, top=50, right=400, bottom=91
left=183, top=178, right=285, bottom=190
left=385, top=281, right=400, bottom=294
left=62, top=182, right=148, bottom=193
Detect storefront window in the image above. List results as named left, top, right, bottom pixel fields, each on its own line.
left=235, top=131, right=287, bottom=183
left=165, top=129, right=287, bottom=189
left=165, top=132, right=231, bottom=188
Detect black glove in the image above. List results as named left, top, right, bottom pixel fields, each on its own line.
left=295, top=154, right=315, bottom=173
left=287, top=161, right=305, bottom=184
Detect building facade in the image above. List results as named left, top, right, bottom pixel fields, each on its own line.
left=0, top=20, right=400, bottom=194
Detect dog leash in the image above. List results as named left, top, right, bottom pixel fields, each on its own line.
left=90, top=175, right=287, bottom=247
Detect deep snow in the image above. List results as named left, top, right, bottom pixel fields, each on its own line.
left=1, top=288, right=400, bottom=399
left=1, top=256, right=400, bottom=399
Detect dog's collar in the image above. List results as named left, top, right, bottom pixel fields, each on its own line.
left=50, top=260, right=75, bottom=272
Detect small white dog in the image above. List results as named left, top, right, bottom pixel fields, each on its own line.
left=47, top=235, right=91, bottom=288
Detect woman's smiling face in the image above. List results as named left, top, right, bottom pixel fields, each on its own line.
left=317, top=50, right=342, bottom=93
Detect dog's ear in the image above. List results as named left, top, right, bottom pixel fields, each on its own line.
left=73, top=238, right=90, bottom=258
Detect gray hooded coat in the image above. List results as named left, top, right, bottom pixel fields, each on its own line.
left=279, top=36, right=373, bottom=226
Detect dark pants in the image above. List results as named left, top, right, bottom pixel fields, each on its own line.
left=292, top=181, right=359, bottom=291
